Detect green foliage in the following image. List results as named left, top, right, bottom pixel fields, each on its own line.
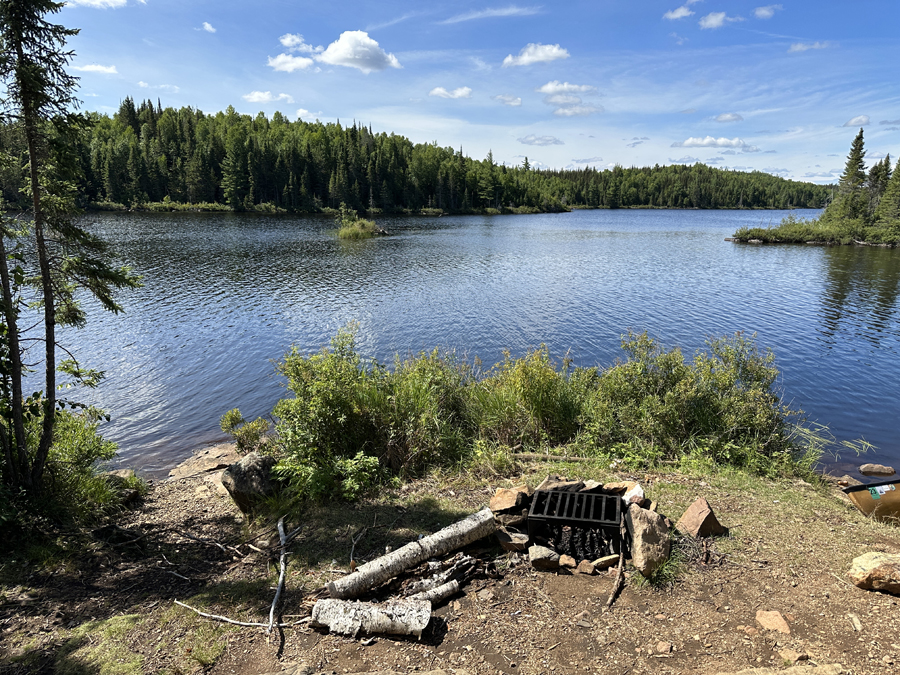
left=219, top=408, right=269, bottom=454
left=336, top=203, right=381, bottom=239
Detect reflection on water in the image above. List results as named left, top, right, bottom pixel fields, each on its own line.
left=53, top=209, right=900, bottom=477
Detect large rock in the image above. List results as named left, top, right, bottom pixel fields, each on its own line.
left=489, top=485, right=532, bottom=512
left=529, top=545, right=560, bottom=571
left=536, top=474, right=584, bottom=492
left=848, top=552, right=900, bottom=594
left=675, top=497, right=727, bottom=537
left=859, top=463, right=896, bottom=477
left=220, top=451, right=277, bottom=514
left=169, top=443, right=241, bottom=479
left=495, top=527, right=529, bottom=552
left=625, top=503, right=670, bottom=577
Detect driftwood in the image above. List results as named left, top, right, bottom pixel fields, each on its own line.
left=327, top=507, right=496, bottom=599
left=310, top=598, right=432, bottom=637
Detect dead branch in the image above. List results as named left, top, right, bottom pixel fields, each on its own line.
left=174, top=600, right=309, bottom=628
left=350, top=514, right=377, bottom=566
left=605, top=517, right=627, bottom=610
left=267, top=516, right=288, bottom=635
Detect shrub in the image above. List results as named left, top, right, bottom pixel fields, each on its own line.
left=220, top=408, right=269, bottom=454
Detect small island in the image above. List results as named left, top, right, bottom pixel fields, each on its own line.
left=336, top=204, right=388, bottom=239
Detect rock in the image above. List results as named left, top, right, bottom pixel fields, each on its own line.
left=656, top=641, right=673, bottom=654
left=836, top=474, right=862, bottom=487
left=580, top=480, right=604, bottom=492
left=778, top=648, right=808, bottom=664
left=220, top=451, right=277, bottom=514
left=168, top=443, right=241, bottom=479
left=102, top=470, right=141, bottom=504
left=489, top=485, right=532, bottom=512
left=625, top=503, right=670, bottom=577
left=755, top=610, right=790, bottom=634
left=859, top=463, right=896, bottom=476
left=105, top=468, right=135, bottom=481
left=536, top=474, right=584, bottom=492
left=494, top=511, right=528, bottom=529
left=591, top=554, right=620, bottom=570
left=848, top=552, right=900, bottom=594
left=713, top=665, right=843, bottom=675
left=559, top=554, right=577, bottom=568
left=495, top=527, right=529, bottom=552
left=576, top=560, right=596, bottom=575
left=675, top=497, right=727, bottom=538
left=603, top=481, right=636, bottom=495
left=529, top=545, right=560, bottom=571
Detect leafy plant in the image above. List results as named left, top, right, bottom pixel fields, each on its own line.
left=220, top=408, right=269, bottom=455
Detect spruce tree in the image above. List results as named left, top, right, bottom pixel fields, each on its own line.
left=874, top=158, right=900, bottom=224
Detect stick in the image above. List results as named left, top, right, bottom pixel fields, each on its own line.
left=267, top=516, right=288, bottom=634
left=174, top=600, right=306, bottom=628
left=178, top=531, right=228, bottom=553
left=350, top=514, right=376, bottom=566
left=605, top=516, right=627, bottom=610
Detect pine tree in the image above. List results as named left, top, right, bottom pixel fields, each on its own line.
left=874, top=158, right=900, bottom=224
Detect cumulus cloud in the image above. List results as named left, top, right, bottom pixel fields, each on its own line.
left=493, top=94, right=522, bottom=106
left=672, top=136, right=747, bottom=148
left=754, top=5, right=782, bottom=19
left=201, top=22, right=216, bottom=33
left=721, top=149, right=737, bottom=155
left=573, top=156, right=603, bottom=164
left=763, top=167, right=790, bottom=176
left=843, top=115, right=870, bottom=127
left=536, top=80, right=598, bottom=95
left=279, top=34, right=324, bottom=54
left=243, top=91, right=294, bottom=104
left=66, top=0, right=127, bottom=7
left=72, top=64, right=118, bottom=74
left=138, top=81, right=180, bottom=92
left=429, top=86, right=472, bottom=99
left=706, top=157, right=725, bottom=164
left=716, top=112, right=743, bottom=122
left=788, top=41, right=833, bottom=53
left=518, top=134, right=564, bottom=146
left=440, top=5, right=541, bottom=24
left=318, top=31, right=401, bottom=73
left=699, top=12, right=744, bottom=29
left=268, top=53, right=315, bottom=72
left=663, top=6, right=694, bottom=20
left=803, top=171, right=837, bottom=178
left=880, top=119, right=900, bottom=125
left=296, top=108, right=323, bottom=120
left=502, top=43, right=569, bottom=67
left=670, top=156, right=700, bottom=164
left=554, top=104, right=603, bottom=117
left=742, top=145, right=761, bottom=153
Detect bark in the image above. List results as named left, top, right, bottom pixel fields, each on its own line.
left=327, top=507, right=496, bottom=599
left=0, top=235, right=26, bottom=485
left=310, top=598, right=432, bottom=637
left=409, top=579, right=460, bottom=604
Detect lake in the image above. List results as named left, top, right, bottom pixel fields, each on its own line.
left=59, top=208, right=900, bottom=478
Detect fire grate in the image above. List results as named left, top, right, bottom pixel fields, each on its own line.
left=527, top=489, right=621, bottom=535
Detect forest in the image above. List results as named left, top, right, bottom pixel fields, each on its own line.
left=1, top=97, right=830, bottom=214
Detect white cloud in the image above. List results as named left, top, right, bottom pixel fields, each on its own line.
left=803, top=171, right=837, bottom=178
left=536, top=80, right=597, bottom=95
left=788, top=41, right=833, bottom=53
left=138, top=81, right=148, bottom=87
left=573, top=156, right=603, bottom=163
left=318, top=31, right=401, bottom=73
left=880, top=119, right=900, bottom=125
left=672, top=136, right=747, bottom=148
left=139, top=81, right=179, bottom=92
left=544, top=93, right=581, bottom=106
left=518, top=134, right=564, bottom=146
left=267, top=53, right=315, bottom=72
left=72, top=64, right=118, bottom=74
left=699, top=12, right=744, bottom=29
left=202, top=22, right=216, bottom=33
left=66, top=0, right=127, bottom=7
left=742, top=145, right=761, bottom=153
left=296, top=108, right=323, bottom=120
left=441, top=5, right=542, bottom=24
left=670, top=32, right=688, bottom=45
left=721, top=149, right=737, bottom=155
left=502, top=43, right=569, bottom=67
left=429, top=86, right=472, bottom=99
left=669, top=156, right=700, bottom=164
left=554, top=104, right=603, bottom=116
left=843, top=115, right=870, bottom=127
left=663, top=6, right=694, bottom=20
left=279, top=34, right=323, bottom=54
left=754, top=5, right=782, bottom=19
left=493, top=94, right=522, bottom=106
left=243, top=91, right=294, bottom=104
left=715, top=112, right=744, bottom=122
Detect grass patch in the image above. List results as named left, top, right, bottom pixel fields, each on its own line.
left=54, top=614, right=143, bottom=675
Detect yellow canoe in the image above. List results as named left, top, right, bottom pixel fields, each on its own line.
left=843, top=479, right=900, bottom=524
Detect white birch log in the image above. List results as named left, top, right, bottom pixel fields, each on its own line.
left=408, top=579, right=460, bottom=604
left=327, top=507, right=496, bottom=599
left=310, top=598, right=432, bottom=637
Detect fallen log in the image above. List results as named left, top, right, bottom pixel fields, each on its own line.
left=327, top=507, right=496, bottom=599
left=310, top=598, right=432, bottom=637
left=409, top=579, right=460, bottom=604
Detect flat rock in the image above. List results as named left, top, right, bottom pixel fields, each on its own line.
left=559, top=554, right=577, bottom=568
left=536, top=474, right=584, bottom=492
left=168, top=443, right=241, bottom=479
left=529, top=545, right=560, bottom=571
left=859, top=463, right=896, bottom=476
left=591, top=554, right=620, bottom=570
left=576, top=560, right=596, bottom=575
left=656, top=641, right=673, bottom=654
left=676, top=497, right=727, bottom=538
left=495, top=527, right=529, bottom=552
left=848, top=552, right=900, bottom=594
left=625, top=503, right=670, bottom=577
left=778, top=648, right=808, bottom=664
left=755, top=610, right=790, bottom=634
left=489, top=485, right=532, bottom=512
left=494, top=511, right=528, bottom=528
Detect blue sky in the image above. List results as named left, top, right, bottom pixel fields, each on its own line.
left=63, top=0, right=899, bottom=182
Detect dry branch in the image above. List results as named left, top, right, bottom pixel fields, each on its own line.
left=327, top=507, right=496, bottom=599
left=310, top=598, right=432, bottom=637
left=174, top=600, right=308, bottom=628
left=267, top=516, right=288, bottom=634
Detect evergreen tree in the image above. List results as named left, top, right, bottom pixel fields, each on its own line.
left=874, top=158, right=900, bottom=223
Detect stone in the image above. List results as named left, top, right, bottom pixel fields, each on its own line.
left=859, top=463, right=896, bottom=477
left=778, top=648, right=808, bottom=664
left=168, top=443, right=241, bottom=479
left=713, top=666, right=843, bottom=675
left=536, top=474, right=585, bottom=492
left=580, top=480, right=604, bottom=492
left=656, top=641, right=673, bottom=654
left=755, top=610, right=790, bottom=634
left=220, top=451, right=277, bottom=514
left=675, top=497, right=727, bottom=538
left=559, top=554, right=577, bottom=568
left=494, top=511, right=528, bottom=529
left=576, top=560, right=596, bottom=575
left=495, top=527, right=529, bottom=552
left=625, top=503, right=671, bottom=578
left=489, top=485, right=532, bottom=512
left=603, top=481, right=637, bottom=495
left=591, top=554, right=620, bottom=570
left=848, top=552, right=900, bottom=594
left=529, top=545, right=560, bottom=571
left=102, top=470, right=141, bottom=504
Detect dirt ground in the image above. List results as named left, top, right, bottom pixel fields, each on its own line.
left=2, top=448, right=900, bottom=675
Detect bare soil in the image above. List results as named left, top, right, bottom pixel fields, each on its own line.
left=2, top=451, right=899, bottom=675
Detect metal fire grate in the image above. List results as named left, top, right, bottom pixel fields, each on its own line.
left=527, top=489, right=621, bottom=534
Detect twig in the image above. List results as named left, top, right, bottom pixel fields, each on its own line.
left=163, top=570, right=190, bottom=581
left=605, top=516, right=627, bottom=610
left=178, top=531, right=228, bottom=553
left=350, top=514, right=377, bottom=565
left=174, top=600, right=305, bottom=628
left=267, top=516, right=288, bottom=635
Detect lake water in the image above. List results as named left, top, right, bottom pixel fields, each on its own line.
left=59, top=209, right=900, bottom=478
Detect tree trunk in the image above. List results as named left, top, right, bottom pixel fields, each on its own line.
left=310, top=598, right=432, bottom=637
left=327, top=507, right=496, bottom=599
left=0, top=234, right=27, bottom=485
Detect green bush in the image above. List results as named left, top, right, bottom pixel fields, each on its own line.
left=220, top=408, right=269, bottom=454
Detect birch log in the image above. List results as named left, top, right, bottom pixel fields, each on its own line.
left=327, top=507, right=496, bottom=599
left=310, top=598, right=432, bottom=637
left=409, top=579, right=460, bottom=604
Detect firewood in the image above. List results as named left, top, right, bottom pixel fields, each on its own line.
left=310, top=598, right=432, bottom=637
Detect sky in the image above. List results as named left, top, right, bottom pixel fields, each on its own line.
left=61, top=0, right=900, bottom=183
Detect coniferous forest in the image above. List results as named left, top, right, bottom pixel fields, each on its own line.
left=1, top=97, right=830, bottom=214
